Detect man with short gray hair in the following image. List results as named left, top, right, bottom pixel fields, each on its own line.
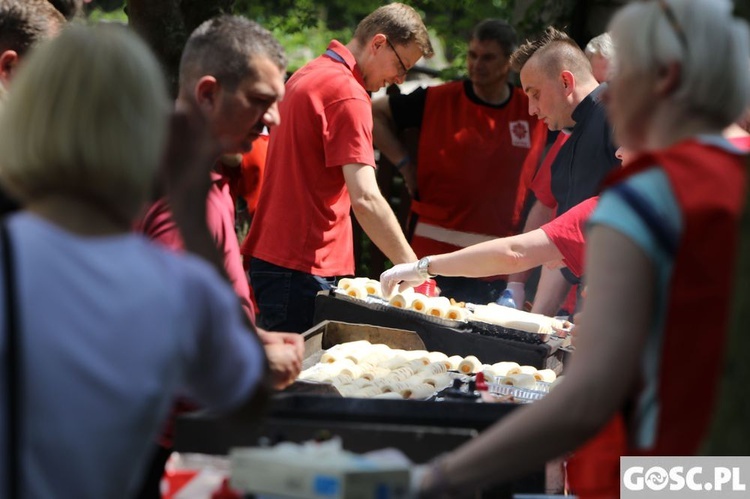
left=584, top=32, right=614, bottom=83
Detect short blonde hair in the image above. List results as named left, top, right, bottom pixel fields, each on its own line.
left=0, top=23, right=170, bottom=220
left=354, top=3, right=433, bottom=58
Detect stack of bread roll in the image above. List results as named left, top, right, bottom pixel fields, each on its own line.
left=298, top=341, right=479, bottom=400
left=335, top=277, right=472, bottom=322
left=337, top=277, right=383, bottom=300
left=479, top=361, right=557, bottom=390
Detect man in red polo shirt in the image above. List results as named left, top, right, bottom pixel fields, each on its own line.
left=244, top=3, right=434, bottom=333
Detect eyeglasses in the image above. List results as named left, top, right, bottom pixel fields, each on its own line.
left=385, top=38, right=409, bottom=77
left=653, top=0, right=688, bottom=52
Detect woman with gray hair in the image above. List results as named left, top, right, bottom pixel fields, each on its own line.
left=413, top=1, right=750, bottom=497
left=0, top=24, right=269, bottom=498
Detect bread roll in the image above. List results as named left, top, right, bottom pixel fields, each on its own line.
left=410, top=294, right=430, bottom=313
left=425, top=296, right=451, bottom=318
left=382, top=381, right=411, bottom=394
left=500, top=373, right=537, bottom=389
left=389, top=293, right=414, bottom=309
left=421, top=373, right=454, bottom=390
left=419, top=362, right=448, bottom=376
left=400, top=383, right=436, bottom=400
left=352, top=377, right=373, bottom=388
left=402, top=350, right=431, bottom=364
left=331, top=374, right=354, bottom=386
left=426, top=351, right=448, bottom=362
left=346, top=284, right=367, bottom=300
left=337, top=277, right=367, bottom=291
left=384, top=367, right=414, bottom=382
left=534, top=369, right=557, bottom=383
left=363, top=279, right=381, bottom=297
left=458, top=355, right=482, bottom=374
left=490, top=361, right=520, bottom=376
left=320, top=351, right=346, bottom=364
left=445, top=306, right=469, bottom=321
left=362, top=366, right=390, bottom=380
left=519, top=365, right=538, bottom=376
left=380, top=355, right=410, bottom=370
left=338, top=365, right=365, bottom=379
left=447, top=355, right=464, bottom=370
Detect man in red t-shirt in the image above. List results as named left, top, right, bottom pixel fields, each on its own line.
left=135, top=16, right=302, bottom=499
left=372, top=19, right=546, bottom=305
left=243, top=4, right=434, bottom=333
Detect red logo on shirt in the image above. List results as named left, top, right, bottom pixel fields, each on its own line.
left=509, top=120, right=531, bottom=148
left=512, top=122, right=528, bottom=140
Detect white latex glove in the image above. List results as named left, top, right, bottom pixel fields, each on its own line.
left=380, top=262, right=425, bottom=298
left=506, top=281, right=526, bottom=310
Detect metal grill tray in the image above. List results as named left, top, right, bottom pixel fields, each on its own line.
left=269, top=392, right=517, bottom=431
left=487, top=382, right=550, bottom=402
left=468, top=319, right=551, bottom=344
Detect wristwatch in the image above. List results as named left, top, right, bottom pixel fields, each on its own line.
left=416, top=256, right=436, bottom=279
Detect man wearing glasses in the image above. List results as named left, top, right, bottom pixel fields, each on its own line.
left=372, top=19, right=546, bottom=305
left=244, top=3, right=433, bottom=333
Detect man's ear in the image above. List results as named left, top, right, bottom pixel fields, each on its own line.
left=560, top=70, right=576, bottom=96
left=194, top=75, right=219, bottom=111
left=655, top=61, right=681, bottom=97
left=0, top=50, right=19, bottom=87
left=371, top=33, right=387, bottom=54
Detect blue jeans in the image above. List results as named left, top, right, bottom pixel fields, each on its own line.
left=434, top=276, right=507, bottom=305
left=249, top=257, right=336, bottom=333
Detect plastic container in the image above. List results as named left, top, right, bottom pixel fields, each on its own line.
left=496, top=289, right=517, bottom=308
left=414, top=278, right=437, bottom=297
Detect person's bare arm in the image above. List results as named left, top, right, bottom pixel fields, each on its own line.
left=380, top=229, right=562, bottom=297
left=372, top=96, right=417, bottom=196
left=429, top=229, right=561, bottom=277
left=343, top=163, right=417, bottom=264
left=530, top=266, right=572, bottom=316
left=419, top=225, right=654, bottom=495
left=507, top=200, right=556, bottom=285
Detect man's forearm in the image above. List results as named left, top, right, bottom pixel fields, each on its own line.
left=531, top=266, right=571, bottom=316
left=352, top=194, right=417, bottom=264
left=508, top=200, right=555, bottom=284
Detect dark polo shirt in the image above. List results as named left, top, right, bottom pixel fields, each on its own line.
left=551, top=83, right=620, bottom=216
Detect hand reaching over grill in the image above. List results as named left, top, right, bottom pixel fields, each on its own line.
left=380, top=262, right=426, bottom=297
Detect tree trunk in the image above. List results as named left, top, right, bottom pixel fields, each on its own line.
left=126, top=0, right=234, bottom=97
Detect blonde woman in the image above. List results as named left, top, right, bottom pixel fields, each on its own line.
left=0, top=24, right=269, bottom=498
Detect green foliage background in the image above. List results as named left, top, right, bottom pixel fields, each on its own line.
left=89, top=0, right=578, bottom=78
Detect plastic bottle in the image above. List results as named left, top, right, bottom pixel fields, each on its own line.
left=496, top=289, right=516, bottom=309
